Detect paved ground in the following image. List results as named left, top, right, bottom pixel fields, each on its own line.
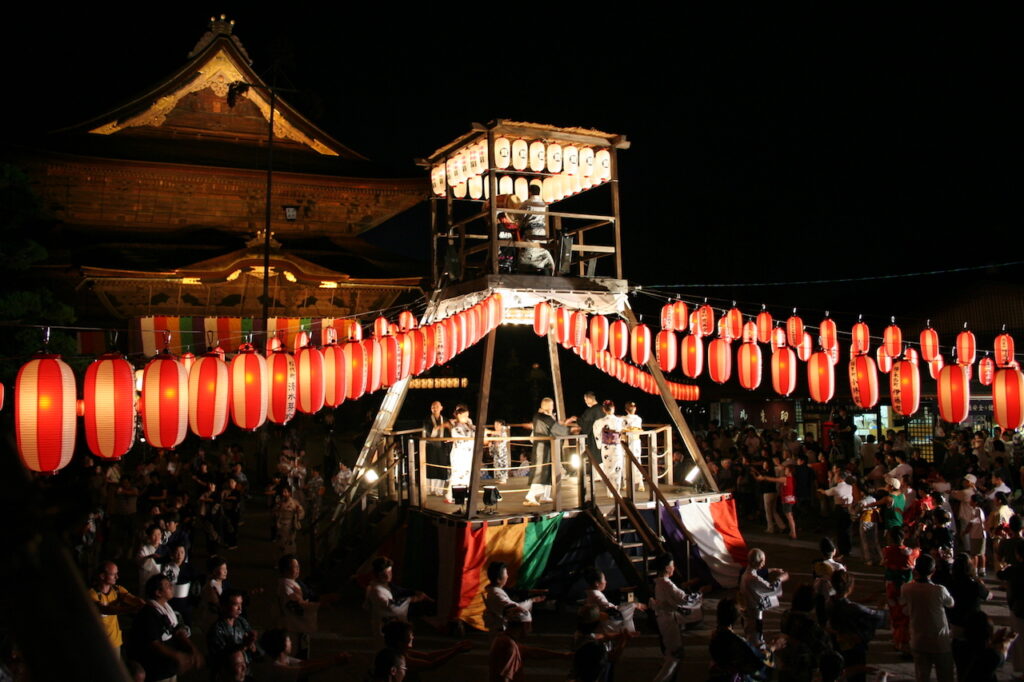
left=179, top=503, right=1022, bottom=681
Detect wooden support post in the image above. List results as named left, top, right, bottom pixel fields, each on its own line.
left=430, top=199, right=439, bottom=285
left=551, top=438, right=561, bottom=512
left=547, top=328, right=567, bottom=426
left=487, top=129, right=499, bottom=275
left=610, top=148, right=623, bottom=280
left=417, top=440, right=427, bottom=509
left=465, top=326, right=497, bottom=519
left=621, top=307, right=719, bottom=492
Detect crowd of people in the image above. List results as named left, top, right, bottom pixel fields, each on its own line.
left=693, top=417, right=1024, bottom=681
left=8, top=396, right=1024, bottom=681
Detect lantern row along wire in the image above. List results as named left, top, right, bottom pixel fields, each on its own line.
left=642, top=258, right=1024, bottom=289
left=8, top=292, right=1024, bottom=476
left=631, top=288, right=1022, bottom=364
left=8, top=294, right=506, bottom=474
left=528, top=301, right=1024, bottom=438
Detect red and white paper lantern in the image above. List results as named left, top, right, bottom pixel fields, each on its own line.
left=398, top=310, right=417, bottom=332
left=323, top=343, right=347, bottom=407
left=655, top=330, right=678, bottom=372
left=230, top=344, right=268, bottom=430
left=807, top=352, right=835, bottom=403
left=995, top=333, right=1016, bottom=367
left=708, top=338, right=732, bottom=384
left=993, top=368, right=1024, bottom=430
left=737, top=342, right=762, bottom=390
left=188, top=352, right=229, bottom=439
left=852, top=321, right=871, bottom=355
left=819, top=316, right=838, bottom=351
left=630, top=323, right=652, bottom=365
left=609, top=320, right=629, bottom=359
left=725, top=307, right=743, bottom=341
left=696, top=305, right=715, bottom=337
left=16, top=354, right=77, bottom=472
left=555, top=308, right=572, bottom=346
left=742, top=321, right=758, bottom=344
left=937, top=364, right=970, bottom=424
left=919, top=327, right=940, bottom=363
left=681, top=335, right=704, bottom=379
left=956, top=328, right=976, bottom=366
left=344, top=341, right=367, bottom=400
left=978, top=356, right=995, bottom=387
left=267, top=350, right=297, bottom=425
left=771, top=347, right=797, bottom=396
left=295, top=336, right=326, bottom=414
left=533, top=302, right=551, bottom=337
left=570, top=311, right=588, bottom=348
left=141, top=352, right=188, bottom=449
left=82, top=353, right=135, bottom=459
left=877, top=346, right=893, bottom=373
left=378, top=335, right=400, bottom=388
left=362, top=338, right=383, bottom=394
left=796, top=332, right=814, bottom=362
left=848, top=353, right=879, bottom=409
left=890, top=359, right=920, bottom=417
left=884, top=323, right=902, bottom=359
left=756, top=308, right=773, bottom=344
left=589, top=316, right=609, bottom=352
left=786, top=313, right=804, bottom=348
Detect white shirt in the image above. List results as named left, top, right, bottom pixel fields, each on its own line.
left=888, top=462, right=913, bottom=482
left=483, top=585, right=532, bottom=632
left=823, top=481, right=853, bottom=506
left=900, top=581, right=954, bottom=653
left=987, top=482, right=1011, bottom=500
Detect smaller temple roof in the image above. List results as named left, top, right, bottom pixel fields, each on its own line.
left=79, top=243, right=422, bottom=289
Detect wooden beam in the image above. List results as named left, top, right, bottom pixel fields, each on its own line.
left=487, top=131, right=499, bottom=275
left=547, top=327, right=567, bottom=427
left=465, top=326, right=497, bottom=519
left=620, top=307, right=719, bottom=492
left=610, top=149, right=623, bottom=280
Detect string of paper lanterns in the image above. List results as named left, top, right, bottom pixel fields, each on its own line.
left=9, top=295, right=504, bottom=473
left=430, top=137, right=613, bottom=203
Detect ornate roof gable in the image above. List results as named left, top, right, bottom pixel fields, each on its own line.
left=82, top=17, right=364, bottom=160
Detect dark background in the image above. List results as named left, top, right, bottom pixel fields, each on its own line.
left=0, top=9, right=1019, bottom=411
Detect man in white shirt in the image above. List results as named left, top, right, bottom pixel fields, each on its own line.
left=887, top=451, right=913, bottom=484
left=817, top=474, right=854, bottom=557
left=950, top=474, right=978, bottom=536
left=900, top=554, right=955, bottom=682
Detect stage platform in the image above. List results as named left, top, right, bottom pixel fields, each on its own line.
left=415, top=471, right=731, bottom=521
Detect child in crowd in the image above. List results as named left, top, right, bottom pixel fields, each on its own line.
left=882, top=527, right=919, bottom=656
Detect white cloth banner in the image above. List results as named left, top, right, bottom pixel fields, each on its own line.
left=672, top=501, right=744, bottom=588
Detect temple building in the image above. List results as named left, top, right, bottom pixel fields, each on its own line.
left=2, top=16, right=426, bottom=350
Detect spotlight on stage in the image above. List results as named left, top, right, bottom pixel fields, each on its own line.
left=482, top=486, right=503, bottom=515
left=452, top=486, right=469, bottom=511
left=684, top=466, right=701, bottom=484
left=569, top=453, right=581, bottom=470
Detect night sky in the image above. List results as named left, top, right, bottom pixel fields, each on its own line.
left=2, top=10, right=1020, bottom=335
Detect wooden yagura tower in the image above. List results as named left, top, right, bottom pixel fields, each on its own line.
left=354, top=121, right=718, bottom=521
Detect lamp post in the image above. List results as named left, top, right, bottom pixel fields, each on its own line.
left=227, top=81, right=298, bottom=351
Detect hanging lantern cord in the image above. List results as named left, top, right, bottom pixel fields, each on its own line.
left=42, top=326, right=51, bottom=352
left=207, top=330, right=215, bottom=350
left=162, top=329, right=171, bottom=351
